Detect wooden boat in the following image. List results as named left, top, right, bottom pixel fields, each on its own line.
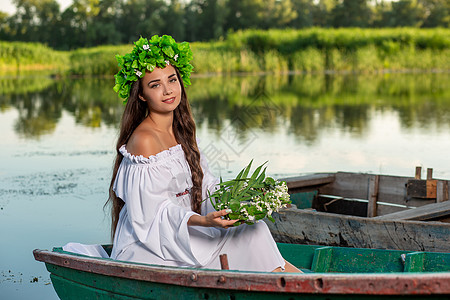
left=33, top=243, right=450, bottom=299
left=266, top=168, right=450, bottom=253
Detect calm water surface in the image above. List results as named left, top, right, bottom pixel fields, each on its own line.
left=1, top=72, right=449, bottom=299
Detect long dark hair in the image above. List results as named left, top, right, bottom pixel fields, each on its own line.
left=105, top=67, right=203, bottom=240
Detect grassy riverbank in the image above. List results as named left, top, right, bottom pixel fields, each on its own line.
left=0, top=41, right=69, bottom=72
left=1, top=28, right=449, bottom=74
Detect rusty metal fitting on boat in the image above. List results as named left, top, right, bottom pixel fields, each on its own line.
left=218, top=275, right=226, bottom=284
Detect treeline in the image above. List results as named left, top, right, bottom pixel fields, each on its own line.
left=0, top=0, right=449, bottom=50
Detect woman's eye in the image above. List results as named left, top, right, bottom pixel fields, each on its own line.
left=170, top=78, right=177, bottom=83
left=150, top=84, right=159, bottom=88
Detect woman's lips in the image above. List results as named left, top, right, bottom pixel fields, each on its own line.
left=163, top=97, right=175, bottom=104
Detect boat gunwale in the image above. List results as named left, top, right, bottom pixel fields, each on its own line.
left=277, top=205, right=450, bottom=227
left=33, top=249, right=450, bottom=295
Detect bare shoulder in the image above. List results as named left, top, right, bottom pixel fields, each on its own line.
left=126, top=128, right=163, bottom=158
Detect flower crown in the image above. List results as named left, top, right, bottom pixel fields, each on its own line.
left=113, top=35, right=194, bottom=102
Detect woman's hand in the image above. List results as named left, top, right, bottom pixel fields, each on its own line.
left=188, top=209, right=238, bottom=228
left=204, top=209, right=239, bottom=228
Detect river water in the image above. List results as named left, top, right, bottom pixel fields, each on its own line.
left=1, top=71, right=449, bottom=299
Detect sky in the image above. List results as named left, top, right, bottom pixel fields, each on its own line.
left=2, top=0, right=73, bottom=15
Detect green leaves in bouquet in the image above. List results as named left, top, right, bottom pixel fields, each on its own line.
left=208, top=160, right=268, bottom=218
left=206, top=159, right=291, bottom=226
left=221, top=161, right=266, bottom=197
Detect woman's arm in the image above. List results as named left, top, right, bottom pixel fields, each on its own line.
left=188, top=209, right=238, bottom=228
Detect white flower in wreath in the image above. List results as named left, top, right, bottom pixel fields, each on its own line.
left=143, top=44, right=150, bottom=50
left=136, top=70, right=142, bottom=77
left=174, top=54, right=179, bottom=61
left=165, top=60, right=170, bottom=66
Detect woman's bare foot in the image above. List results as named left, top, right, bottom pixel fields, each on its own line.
left=272, top=260, right=303, bottom=273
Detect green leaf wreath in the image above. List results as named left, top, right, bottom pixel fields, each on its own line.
left=208, top=160, right=291, bottom=226
left=113, top=35, right=194, bottom=102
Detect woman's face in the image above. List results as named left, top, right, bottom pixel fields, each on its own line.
left=139, top=65, right=182, bottom=114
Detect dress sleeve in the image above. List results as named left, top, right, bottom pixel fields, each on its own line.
left=113, top=156, right=200, bottom=265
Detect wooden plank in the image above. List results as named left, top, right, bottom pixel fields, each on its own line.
left=367, top=175, right=380, bottom=217
left=319, top=172, right=372, bottom=200
left=329, top=247, right=407, bottom=273
left=437, top=180, right=449, bottom=203
left=311, top=247, right=333, bottom=272
left=373, top=201, right=450, bottom=221
left=289, top=191, right=317, bottom=209
left=314, top=194, right=418, bottom=217
left=219, top=254, right=229, bottom=270
left=427, top=180, right=437, bottom=198
left=420, top=252, right=450, bottom=272
left=313, top=195, right=368, bottom=217
left=283, top=173, right=335, bottom=190
left=376, top=205, right=409, bottom=217
left=406, top=179, right=437, bottom=199
left=276, top=243, right=320, bottom=270
left=415, top=166, right=422, bottom=179
left=404, top=252, right=425, bottom=272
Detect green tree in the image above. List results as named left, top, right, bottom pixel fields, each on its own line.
left=289, top=0, right=315, bottom=28
left=372, top=0, right=392, bottom=28
left=331, top=0, right=372, bottom=27
left=160, top=0, right=186, bottom=40
left=36, top=0, right=61, bottom=47
left=89, top=0, right=123, bottom=45
left=9, top=0, right=40, bottom=41
left=225, top=0, right=297, bottom=30
left=0, top=11, right=11, bottom=40
left=7, top=0, right=61, bottom=45
left=266, top=0, right=298, bottom=29
left=225, top=0, right=263, bottom=30
left=419, top=0, right=450, bottom=27
left=185, top=0, right=229, bottom=41
left=59, top=0, right=101, bottom=48
left=311, top=0, right=335, bottom=27
left=389, top=0, right=425, bottom=27
left=119, top=0, right=166, bottom=43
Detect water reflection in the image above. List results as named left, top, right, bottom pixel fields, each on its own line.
left=1, top=72, right=449, bottom=141
left=13, top=89, right=63, bottom=138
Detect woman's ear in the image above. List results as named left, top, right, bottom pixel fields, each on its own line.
left=139, top=94, right=146, bottom=102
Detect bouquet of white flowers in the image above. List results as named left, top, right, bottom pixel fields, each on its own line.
left=207, top=160, right=290, bottom=225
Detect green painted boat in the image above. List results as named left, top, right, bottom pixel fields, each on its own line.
left=34, top=243, right=450, bottom=299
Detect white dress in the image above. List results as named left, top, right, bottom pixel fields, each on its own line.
left=110, top=144, right=285, bottom=272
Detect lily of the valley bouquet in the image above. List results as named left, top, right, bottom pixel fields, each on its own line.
left=208, top=160, right=291, bottom=225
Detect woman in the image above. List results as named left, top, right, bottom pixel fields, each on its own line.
left=107, top=35, right=299, bottom=272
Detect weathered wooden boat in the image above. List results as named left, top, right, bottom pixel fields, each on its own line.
left=34, top=243, right=450, bottom=299
left=266, top=167, right=450, bottom=252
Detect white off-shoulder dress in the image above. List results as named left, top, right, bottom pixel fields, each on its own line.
left=109, top=144, right=285, bottom=272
